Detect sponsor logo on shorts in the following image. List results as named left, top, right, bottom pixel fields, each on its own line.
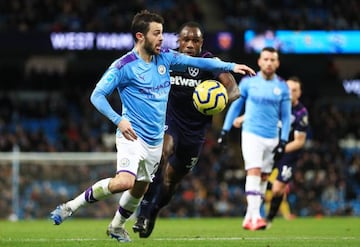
left=281, top=165, right=293, bottom=181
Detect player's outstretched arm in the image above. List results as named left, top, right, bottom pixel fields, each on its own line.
left=218, top=72, right=240, bottom=102
left=233, top=64, right=256, bottom=76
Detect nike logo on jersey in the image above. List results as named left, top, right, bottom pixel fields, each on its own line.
left=138, top=74, right=145, bottom=81
left=170, top=75, right=202, bottom=88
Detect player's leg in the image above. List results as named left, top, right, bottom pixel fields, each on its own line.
left=261, top=145, right=277, bottom=208
left=257, top=140, right=277, bottom=229
left=135, top=164, right=189, bottom=238
left=260, top=172, right=270, bottom=215
left=158, top=159, right=189, bottom=208
left=279, top=190, right=294, bottom=220
left=136, top=166, right=163, bottom=215
left=138, top=134, right=173, bottom=216
left=158, top=136, right=204, bottom=210
left=132, top=167, right=163, bottom=233
left=241, top=132, right=265, bottom=230
left=133, top=133, right=175, bottom=236
left=266, top=158, right=294, bottom=226
left=135, top=140, right=202, bottom=238
left=107, top=181, right=149, bottom=242
left=244, top=167, right=264, bottom=230
left=109, top=138, right=162, bottom=241
left=50, top=172, right=136, bottom=225
left=50, top=136, right=138, bottom=225
left=267, top=179, right=287, bottom=220
left=264, top=169, right=278, bottom=215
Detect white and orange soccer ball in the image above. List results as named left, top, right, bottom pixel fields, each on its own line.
left=192, top=80, right=228, bottom=115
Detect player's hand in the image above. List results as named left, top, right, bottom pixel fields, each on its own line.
left=272, top=140, right=287, bottom=162
left=233, top=64, right=256, bottom=76
left=118, top=119, right=138, bottom=141
left=217, top=130, right=229, bottom=151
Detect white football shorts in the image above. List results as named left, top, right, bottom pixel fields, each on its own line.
left=116, top=136, right=163, bottom=182
left=241, top=131, right=278, bottom=173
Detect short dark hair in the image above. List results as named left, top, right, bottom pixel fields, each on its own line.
left=178, top=21, right=204, bottom=36
left=261, top=47, right=277, bottom=53
left=131, top=10, right=164, bottom=40
left=287, top=76, right=303, bottom=89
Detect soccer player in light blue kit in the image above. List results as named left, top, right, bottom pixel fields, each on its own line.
left=218, top=47, right=291, bottom=231
left=50, top=10, right=255, bottom=242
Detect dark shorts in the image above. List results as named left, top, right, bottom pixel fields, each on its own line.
left=166, top=119, right=206, bottom=174
left=274, top=153, right=299, bottom=183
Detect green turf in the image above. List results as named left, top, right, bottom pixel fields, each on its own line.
left=1, top=217, right=359, bottom=247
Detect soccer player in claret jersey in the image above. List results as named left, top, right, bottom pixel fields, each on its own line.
left=50, top=10, right=255, bottom=242
left=266, top=76, right=309, bottom=228
left=130, top=21, right=240, bottom=238
left=218, top=47, right=291, bottom=231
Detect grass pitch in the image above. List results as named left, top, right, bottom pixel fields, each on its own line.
left=1, top=217, right=359, bottom=247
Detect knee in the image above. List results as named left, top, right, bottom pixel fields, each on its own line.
left=161, top=149, right=171, bottom=165
left=130, top=181, right=149, bottom=198
left=163, top=165, right=183, bottom=188
left=272, top=186, right=285, bottom=197
left=108, top=173, right=135, bottom=193
left=261, top=173, right=269, bottom=181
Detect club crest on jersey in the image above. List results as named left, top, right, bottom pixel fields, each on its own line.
left=158, top=65, right=166, bottom=75
left=188, top=67, right=199, bottom=77
left=119, top=158, right=130, bottom=168
left=273, top=87, right=281, bottom=95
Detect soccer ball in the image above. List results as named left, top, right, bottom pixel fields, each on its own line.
left=192, top=80, right=228, bottom=115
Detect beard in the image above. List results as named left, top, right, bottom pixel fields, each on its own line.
left=144, top=37, right=159, bottom=55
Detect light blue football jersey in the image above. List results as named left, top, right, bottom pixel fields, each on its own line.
left=222, top=72, right=291, bottom=141
left=91, top=48, right=235, bottom=146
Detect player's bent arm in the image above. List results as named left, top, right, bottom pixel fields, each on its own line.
left=174, top=53, right=234, bottom=72
left=285, top=131, right=307, bottom=153
left=232, top=115, right=244, bottom=128
left=90, top=67, right=123, bottom=126
left=174, top=53, right=255, bottom=76
left=279, top=99, right=291, bottom=142
left=222, top=96, right=245, bottom=131
left=118, top=118, right=137, bottom=141
left=90, top=88, right=122, bottom=126
left=218, top=72, right=240, bottom=102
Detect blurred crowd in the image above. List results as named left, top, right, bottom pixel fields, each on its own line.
left=0, top=0, right=358, bottom=33
left=219, top=0, right=359, bottom=31
left=1, top=89, right=359, bottom=219
left=0, top=0, right=203, bottom=33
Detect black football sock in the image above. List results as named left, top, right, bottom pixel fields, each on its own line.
left=157, top=182, right=175, bottom=210
left=158, top=171, right=187, bottom=209
left=138, top=168, right=163, bottom=218
left=267, top=194, right=283, bottom=221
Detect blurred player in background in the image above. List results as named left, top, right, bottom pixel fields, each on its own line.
left=131, top=21, right=240, bottom=238
left=50, top=10, right=255, bottom=243
left=266, top=76, right=309, bottom=228
left=218, top=47, right=291, bottom=230
left=264, top=168, right=294, bottom=221
left=232, top=76, right=309, bottom=227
